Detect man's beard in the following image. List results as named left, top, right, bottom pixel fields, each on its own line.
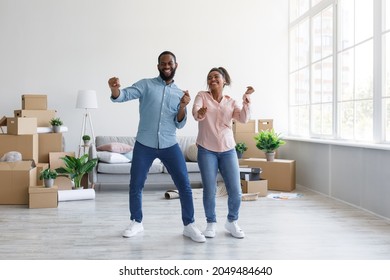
left=159, top=68, right=176, bottom=81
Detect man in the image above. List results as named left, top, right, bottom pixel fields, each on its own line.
left=108, top=51, right=206, bottom=243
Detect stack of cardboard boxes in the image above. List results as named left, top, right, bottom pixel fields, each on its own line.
left=0, top=94, right=65, bottom=208
left=234, top=119, right=296, bottom=193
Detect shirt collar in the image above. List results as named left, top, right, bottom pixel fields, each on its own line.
left=156, top=75, right=175, bottom=86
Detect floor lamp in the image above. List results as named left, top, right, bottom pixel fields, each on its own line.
left=76, top=90, right=98, bottom=157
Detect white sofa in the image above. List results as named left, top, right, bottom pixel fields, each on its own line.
left=88, top=135, right=221, bottom=189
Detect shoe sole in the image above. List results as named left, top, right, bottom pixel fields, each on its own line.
left=122, top=228, right=144, bottom=238
left=183, top=231, right=206, bottom=243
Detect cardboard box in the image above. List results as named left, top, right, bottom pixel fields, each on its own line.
left=239, top=158, right=296, bottom=192
left=0, top=160, right=37, bottom=205
left=233, top=119, right=274, bottom=133
left=0, top=134, right=39, bottom=163
left=49, top=152, right=75, bottom=190
left=38, top=133, right=63, bottom=163
left=241, top=179, right=268, bottom=197
left=0, top=116, right=7, bottom=134
left=36, top=163, right=49, bottom=186
left=29, top=186, right=58, bottom=208
left=14, top=110, right=56, bottom=127
left=22, top=94, right=48, bottom=110
left=7, top=117, right=37, bottom=135
left=233, top=119, right=275, bottom=159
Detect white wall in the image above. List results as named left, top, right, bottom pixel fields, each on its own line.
left=0, top=0, right=289, bottom=153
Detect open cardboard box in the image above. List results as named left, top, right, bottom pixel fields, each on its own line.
left=0, top=160, right=37, bottom=205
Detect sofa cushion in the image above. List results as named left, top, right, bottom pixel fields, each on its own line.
left=162, top=162, right=200, bottom=174
left=97, top=151, right=130, bottom=163
left=97, top=142, right=133, bottom=153
left=185, top=144, right=198, bottom=162
left=97, top=159, right=163, bottom=174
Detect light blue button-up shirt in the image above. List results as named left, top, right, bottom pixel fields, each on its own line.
left=111, top=76, right=187, bottom=149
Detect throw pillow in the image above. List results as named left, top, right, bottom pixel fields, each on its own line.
left=186, top=144, right=198, bottom=162
left=122, top=151, right=133, bottom=161
left=97, top=142, right=133, bottom=153
left=97, top=151, right=131, bottom=163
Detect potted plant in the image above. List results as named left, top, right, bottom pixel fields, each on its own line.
left=82, top=135, right=91, bottom=145
left=235, top=142, right=248, bottom=159
left=39, top=168, right=58, bottom=188
left=50, top=117, right=63, bottom=133
left=55, top=154, right=98, bottom=189
left=254, top=129, right=286, bottom=161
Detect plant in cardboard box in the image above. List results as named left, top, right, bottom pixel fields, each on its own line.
left=55, top=154, right=98, bottom=189
left=39, top=168, right=58, bottom=188
left=235, top=142, right=248, bottom=159
left=50, top=117, right=63, bottom=133
left=254, top=129, right=285, bottom=161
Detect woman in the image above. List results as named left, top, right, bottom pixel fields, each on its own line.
left=192, top=67, right=254, bottom=238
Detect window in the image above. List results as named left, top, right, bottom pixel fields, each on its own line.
left=289, top=0, right=386, bottom=144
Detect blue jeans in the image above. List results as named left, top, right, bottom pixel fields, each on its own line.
left=129, top=141, right=195, bottom=226
left=197, top=145, right=242, bottom=223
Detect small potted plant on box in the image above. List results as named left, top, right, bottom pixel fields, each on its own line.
left=254, top=129, right=285, bottom=161
left=235, top=142, right=248, bottom=159
left=82, top=135, right=91, bottom=145
left=39, top=168, right=58, bottom=188
left=50, top=117, right=63, bottom=133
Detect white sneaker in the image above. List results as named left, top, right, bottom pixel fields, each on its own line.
left=225, top=220, right=245, bottom=239
left=122, top=220, right=144, bottom=238
left=183, top=223, right=206, bottom=243
left=203, top=222, right=217, bottom=238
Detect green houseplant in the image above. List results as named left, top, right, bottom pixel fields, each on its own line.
left=39, top=168, right=58, bottom=188
left=55, top=154, right=98, bottom=189
left=235, top=142, right=248, bottom=159
left=50, top=117, right=63, bottom=133
left=82, top=135, right=91, bottom=145
left=254, top=129, right=285, bottom=161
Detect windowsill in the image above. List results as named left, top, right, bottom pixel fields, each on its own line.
left=283, top=136, right=390, bottom=151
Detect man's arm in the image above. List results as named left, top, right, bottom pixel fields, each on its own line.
left=177, top=90, right=190, bottom=122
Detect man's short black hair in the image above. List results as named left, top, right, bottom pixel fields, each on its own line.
left=158, top=51, right=176, bottom=63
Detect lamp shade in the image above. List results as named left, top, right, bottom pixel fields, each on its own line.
left=76, top=90, right=98, bottom=109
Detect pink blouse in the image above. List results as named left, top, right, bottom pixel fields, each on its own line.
left=192, top=91, right=251, bottom=152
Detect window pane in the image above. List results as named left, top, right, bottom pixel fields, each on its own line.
left=290, top=68, right=310, bottom=105
left=311, top=103, right=333, bottom=135
left=355, top=100, right=373, bottom=140
left=355, top=0, right=373, bottom=43
left=290, top=25, right=299, bottom=71
left=322, top=7, right=333, bottom=58
left=312, top=13, right=322, bottom=61
left=323, top=57, right=333, bottom=102
left=312, top=62, right=322, bottom=103
left=339, top=101, right=354, bottom=139
left=290, top=105, right=310, bottom=136
left=322, top=103, right=333, bottom=135
left=386, top=0, right=390, bottom=31
left=355, top=41, right=373, bottom=100
left=385, top=33, right=390, bottom=97
left=338, top=0, right=354, bottom=50
left=338, top=49, right=354, bottom=101
left=299, top=19, right=310, bottom=68
left=385, top=98, right=390, bottom=141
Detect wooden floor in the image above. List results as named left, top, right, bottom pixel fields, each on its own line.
left=1, top=184, right=390, bottom=260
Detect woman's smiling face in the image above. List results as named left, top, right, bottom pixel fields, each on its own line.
left=207, top=71, right=225, bottom=91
